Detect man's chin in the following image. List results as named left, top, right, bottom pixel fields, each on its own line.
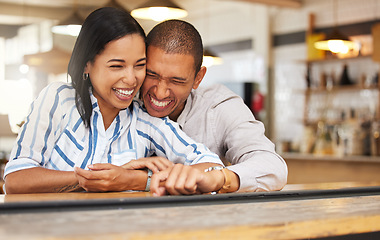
left=146, top=107, right=170, bottom=118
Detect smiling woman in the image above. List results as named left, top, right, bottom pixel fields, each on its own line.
left=2, top=7, right=226, bottom=195
left=83, top=34, right=146, bottom=129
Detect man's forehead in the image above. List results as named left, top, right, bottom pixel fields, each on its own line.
left=147, top=46, right=193, bottom=58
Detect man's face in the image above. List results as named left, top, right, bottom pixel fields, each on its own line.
left=141, top=46, right=205, bottom=121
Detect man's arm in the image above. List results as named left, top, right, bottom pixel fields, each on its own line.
left=180, top=85, right=287, bottom=192
left=214, top=95, right=288, bottom=192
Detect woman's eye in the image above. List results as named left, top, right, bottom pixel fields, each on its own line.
left=136, top=63, right=146, bottom=68
left=110, top=65, right=123, bottom=68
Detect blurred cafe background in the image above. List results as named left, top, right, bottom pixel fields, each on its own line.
left=1, top=0, right=380, bottom=186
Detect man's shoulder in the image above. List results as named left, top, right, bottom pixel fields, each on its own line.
left=192, top=84, right=241, bottom=107
left=194, top=84, right=236, bottom=97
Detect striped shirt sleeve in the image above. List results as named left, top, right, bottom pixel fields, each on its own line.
left=4, top=82, right=69, bottom=177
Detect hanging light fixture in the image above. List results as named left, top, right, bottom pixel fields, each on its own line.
left=314, top=0, right=355, bottom=54
left=51, top=1, right=83, bottom=37
left=131, top=0, right=188, bottom=22
left=203, top=49, right=223, bottom=68
left=314, top=29, right=355, bottom=54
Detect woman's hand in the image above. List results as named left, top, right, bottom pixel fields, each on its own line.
left=121, top=156, right=174, bottom=173
left=74, top=163, right=137, bottom=192
left=149, top=163, right=226, bottom=196
left=74, top=157, right=173, bottom=192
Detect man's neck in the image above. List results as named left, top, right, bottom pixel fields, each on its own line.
left=169, top=100, right=187, bottom=122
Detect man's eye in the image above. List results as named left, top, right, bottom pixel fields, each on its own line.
left=172, top=80, right=186, bottom=85
left=147, top=73, right=158, bottom=78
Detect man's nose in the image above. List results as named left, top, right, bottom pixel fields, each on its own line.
left=155, top=80, right=170, bottom=99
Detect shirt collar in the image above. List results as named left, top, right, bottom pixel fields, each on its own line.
left=89, top=90, right=131, bottom=138
left=176, top=89, right=194, bottom=128
left=89, top=90, right=100, bottom=112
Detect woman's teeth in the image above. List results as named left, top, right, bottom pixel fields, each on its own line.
left=114, top=88, right=133, bottom=97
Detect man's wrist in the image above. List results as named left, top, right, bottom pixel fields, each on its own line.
left=204, top=166, right=231, bottom=193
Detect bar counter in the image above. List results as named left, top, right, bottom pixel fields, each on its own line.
left=1, top=182, right=380, bottom=240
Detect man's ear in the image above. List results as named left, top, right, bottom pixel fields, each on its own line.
left=193, top=66, right=207, bottom=90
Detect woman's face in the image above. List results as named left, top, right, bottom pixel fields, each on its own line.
left=85, top=34, right=146, bottom=117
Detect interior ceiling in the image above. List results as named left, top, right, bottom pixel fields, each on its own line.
left=0, top=0, right=302, bottom=26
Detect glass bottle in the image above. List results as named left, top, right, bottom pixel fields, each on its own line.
left=340, top=64, right=353, bottom=86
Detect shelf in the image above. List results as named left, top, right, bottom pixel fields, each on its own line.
left=305, top=84, right=379, bottom=94
left=303, top=54, right=373, bottom=64
left=299, top=52, right=380, bottom=157
left=303, top=119, right=343, bottom=127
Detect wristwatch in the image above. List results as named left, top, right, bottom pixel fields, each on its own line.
left=204, top=166, right=231, bottom=193
left=145, top=169, right=153, bottom=192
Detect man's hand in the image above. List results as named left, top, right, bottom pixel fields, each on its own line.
left=150, top=163, right=225, bottom=196
left=122, top=156, right=174, bottom=173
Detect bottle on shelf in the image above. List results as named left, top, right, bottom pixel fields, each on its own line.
left=371, top=120, right=380, bottom=156
left=339, top=109, right=366, bottom=156
left=313, top=121, right=334, bottom=156
left=361, top=118, right=372, bottom=156
left=339, top=64, right=353, bottom=86
left=305, top=64, right=311, bottom=89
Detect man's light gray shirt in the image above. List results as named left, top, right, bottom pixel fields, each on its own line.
left=177, top=84, right=288, bottom=192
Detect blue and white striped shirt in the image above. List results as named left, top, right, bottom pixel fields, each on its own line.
left=4, top=82, right=222, bottom=177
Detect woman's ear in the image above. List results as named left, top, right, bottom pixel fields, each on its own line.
left=84, top=62, right=90, bottom=73
left=193, top=66, right=207, bottom=90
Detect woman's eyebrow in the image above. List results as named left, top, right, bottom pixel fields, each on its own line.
left=107, top=58, right=146, bottom=63
left=107, top=59, right=125, bottom=63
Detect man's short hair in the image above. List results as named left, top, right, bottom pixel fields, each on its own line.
left=146, top=19, right=203, bottom=74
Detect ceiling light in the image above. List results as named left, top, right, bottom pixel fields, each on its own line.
left=203, top=49, right=223, bottom=68
left=51, top=10, right=83, bottom=36
left=131, top=0, right=188, bottom=22
left=314, top=28, right=356, bottom=54
left=314, top=0, right=355, bottom=54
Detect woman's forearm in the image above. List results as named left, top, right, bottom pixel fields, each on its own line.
left=4, top=167, right=81, bottom=194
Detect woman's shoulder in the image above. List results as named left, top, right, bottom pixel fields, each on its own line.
left=132, top=100, right=152, bottom=119
left=40, top=81, right=75, bottom=99
left=47, top=81, right=74, bottom=93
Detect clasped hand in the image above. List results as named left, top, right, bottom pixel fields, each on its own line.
left=74, top=157, right=224, bottom=195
